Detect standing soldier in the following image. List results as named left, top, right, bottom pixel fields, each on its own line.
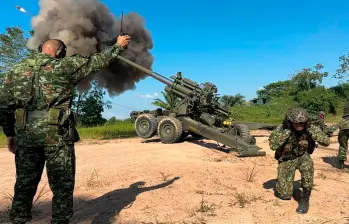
left=0, top=34, right=131, bottom=224
left=268, top=108, right=330, bottom=214
left=337, top=101, right=349, bottom=169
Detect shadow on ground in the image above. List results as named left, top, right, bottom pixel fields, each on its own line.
left=0, top=177, right=179, bottom=224
left=321, top=156, right=348, bottom=169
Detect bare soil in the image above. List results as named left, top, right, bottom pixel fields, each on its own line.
left=0, top=130, right=349, bottom=224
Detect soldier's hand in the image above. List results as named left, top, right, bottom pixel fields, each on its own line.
left=299, top=139, right=308, bottom=149
left=116, top=35, right=131, bottom=48
left=7, top=137, right=15, bottom=154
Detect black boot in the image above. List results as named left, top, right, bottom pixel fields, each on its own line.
left=296, top=188, right=311, bottom=214
left=338, top=160, right=345, bottom=169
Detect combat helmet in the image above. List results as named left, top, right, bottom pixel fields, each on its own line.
left=343, top=101, right=349, bottom=118
left=286, top=108, right=309, bottom=123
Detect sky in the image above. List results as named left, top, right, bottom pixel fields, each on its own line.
left=2, top=0, right=349, bottom=119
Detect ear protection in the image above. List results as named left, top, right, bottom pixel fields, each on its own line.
left=38, top=39, right=67, bottom=58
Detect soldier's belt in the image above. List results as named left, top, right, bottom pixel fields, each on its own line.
left=15, top=108, right=72, bottom=130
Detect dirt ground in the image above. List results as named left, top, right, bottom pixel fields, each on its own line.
left=0, top=130, right=349, bottom=224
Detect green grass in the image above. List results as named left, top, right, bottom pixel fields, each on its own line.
left=0, top=120, right=136, bottom=147
left=76, top=120, right=136, bottom=139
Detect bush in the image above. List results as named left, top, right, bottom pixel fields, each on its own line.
left=295, top=87, right=339, bottom=114
left=230, top=96, right=298, bottom=124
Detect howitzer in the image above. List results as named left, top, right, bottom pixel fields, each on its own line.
left=117, top=55, right=266, bottom=157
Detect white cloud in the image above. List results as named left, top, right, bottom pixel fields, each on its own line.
left=136, top=92, right=159, bottom=99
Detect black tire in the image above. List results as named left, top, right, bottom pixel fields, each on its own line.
left=135, top=113, right=158, bottom=139
left=230, top=124, right=250, bottom=140
left=246, top=135, right=256, bottom=145
left=157, top=117, right=183, bottom=143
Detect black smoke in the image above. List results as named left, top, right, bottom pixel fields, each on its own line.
left=27, top=0, right=154, bottom=95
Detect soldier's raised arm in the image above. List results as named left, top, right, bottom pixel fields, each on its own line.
left=53, top=35, right=130, bottom=84
left=268, top=125, right=291, bottom=151
left=307, top=124, right=331, bottom=147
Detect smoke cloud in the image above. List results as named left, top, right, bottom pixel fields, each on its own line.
left=27, top=0, right=154, bottom=96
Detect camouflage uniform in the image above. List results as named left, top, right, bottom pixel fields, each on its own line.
left=0, top=42, right=125, bottom=224
left=337, top=101, right=349, bottom=169
left=269, top=108, right=330, bottom=214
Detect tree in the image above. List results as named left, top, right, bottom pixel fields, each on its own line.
left=152, top=91, right=180, bottom=110
left=108, top=116, right=117, bottom=124
left=329, top=82, right=349, bottom=99
left=73, top=81, right=112, bottom=127
left=218, top=94, right=246, bottom=109
left=290, top=63, right=328, bottom=92
left=0, top=26, right=35, bottom=75
left=334, top=54, right=349, bottom=81
left=256, top=80, right=294, bottom=99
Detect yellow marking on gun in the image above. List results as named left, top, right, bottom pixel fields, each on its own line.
left=223, top=121, right=233, bottom=126
left=189, top=126, right=198, bottom=132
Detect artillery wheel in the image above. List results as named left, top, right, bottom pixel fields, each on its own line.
left=157, top=117, right=183, bottom=144
left=246, top=135, right=256, bottom=145
left=230, top=124, right=250, bottom=141
left=135, top=113, right=158, bottom=139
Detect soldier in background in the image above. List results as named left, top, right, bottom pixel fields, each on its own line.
left=269, top=108, right=330, bottom=214
left=337, top=101, right=349, bottom=169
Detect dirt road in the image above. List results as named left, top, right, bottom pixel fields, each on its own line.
left=0, top=130, right=348, bottom=224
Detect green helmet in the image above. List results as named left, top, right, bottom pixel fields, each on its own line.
left=343, top=101, right=349, bottom=117
left=286, top=108, right=309, bottom=123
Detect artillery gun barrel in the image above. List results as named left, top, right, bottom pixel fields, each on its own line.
left=181, top=117, right=266, bottom=157
left=117, top=55, right=192, bottom=95
left=117, top=55, right=229, bottom=116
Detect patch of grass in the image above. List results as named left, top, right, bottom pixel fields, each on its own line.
left=230, top=191, right=263, bottom=208
left=1, top=183, right=49, bottom=216
left=196, top=195, right=215, bottom=214
left=242, top=164, right=259, bottom=182
left=86, top=169, right=104, bottom=188
left=77, top=121, right=136, bottom=139
left=212, top=178, right=237, bottom=190
left=159, top=172, right=172, bottom=181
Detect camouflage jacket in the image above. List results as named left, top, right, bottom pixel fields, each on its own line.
left=268, top=124, right=330, bottom=161
left=338, top=117, right=349, bottom=130
left=0, top=43, right=124, bottom=147
left=310, top=116, right=326, bottom=130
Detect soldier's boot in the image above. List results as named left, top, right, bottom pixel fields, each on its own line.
left=296, top=188, right=311, bottom=214
left=338, top=160, right=345, bottom=169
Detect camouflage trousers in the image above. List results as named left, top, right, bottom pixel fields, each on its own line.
left=9, top=144, right=75, bottom=224
left=338, top=129, right=349, bottom=161
left=275, top=153, right=314, bottom=198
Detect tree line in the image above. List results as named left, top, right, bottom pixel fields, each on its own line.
left=151, top=60, right=349, bottom=124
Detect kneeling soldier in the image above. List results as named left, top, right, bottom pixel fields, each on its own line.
left=268, top=108, right=330, bottom=214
